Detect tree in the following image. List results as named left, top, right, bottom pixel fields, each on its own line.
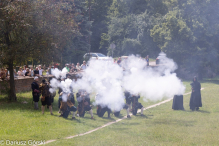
left=0, top=0, right=80, bottom=101
left=100, top=0, right=165, bottom=57
left=151, top=0, right=219, bottom=76
left=82, top=0, right=113, bottom=55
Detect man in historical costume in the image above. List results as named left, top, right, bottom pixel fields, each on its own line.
left=31, top=77, right=40, bottom=110
left=172, top=95, right=184, bottom=110
left=125, top=91, right=132, bottom=111
left=59, top=90, right=77, bottom=119
left=131, top=94, right=144, bottom=116
left=113, top=91, right=131, bottom=118
left=113, top=104, right=130, bottom=118
left=76, top=89, right=93, bottom=119
left=39, top=79, right=53, bottom=115
left=95, top=94, right=112, bottom=118
left=47, top=77, right=56, bottom=109
left=57, top=78, right=65, bottom=113
left=190, top=76, right=202, bottom=111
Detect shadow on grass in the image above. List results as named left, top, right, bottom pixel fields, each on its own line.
left=183, top=110, right=210, bottom=114
left=196, top=110, right=210, bottom=114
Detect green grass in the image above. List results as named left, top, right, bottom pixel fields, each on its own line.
left=1, top=79, right=219, bottom=145
left=0, top=90, right=159, bottom=143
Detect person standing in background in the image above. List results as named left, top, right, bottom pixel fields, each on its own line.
left=81, top=61, right=87, bottom=70
left=30, top=67, right=34, bottom=77
left=25, top=68, right=31, bottom=76
left=146, top=55, right=149, bottom=66
left=18, top=67, right=24, bottom=76
left=39, top=79, right=53, bottom=115
left=76, top=63, right=81, bottom=72
left=22, top=66, right=26, bottom=75
left=38, top=65, right=43, bottom=76
left=34, top=67, right=39, bottom=76
left=31, top=77, right=40, bottom=110
left=65, top=64, right=70, bottom=72
left=189, top=76, right=202, bottom=111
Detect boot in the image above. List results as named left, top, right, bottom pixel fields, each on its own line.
left=72, top=112, right=76, bottom=119
left=42, top=106, right=45, bottom=114
left=141, top=107, right=144, bottom=116
left=126, top=108, right=130, bottom=118
left=34, top=102, right=37, bottom=110
left=49, top=106, right=53, bottom=115
left=90, top=109, right=94, bottom=119
left=36, top=102, right=39, bottom=110
left=129, top=104, right=132, bottom=112
left=34, top=102, right=38, bottom=110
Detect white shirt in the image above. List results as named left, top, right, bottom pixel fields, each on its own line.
left=22, top=70, right=26, bottom=74
left=81, top=64, right=87, bottom=70
left=39, top=69, right=43, bottom=76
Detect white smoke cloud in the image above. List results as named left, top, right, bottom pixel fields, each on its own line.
left=49, top=52, right=185, bottom=110
left=122, top=53, right=185, bottom=101
left=51, top=67, right=68, bottom=79
left=72, top=59, right=125, bottom=111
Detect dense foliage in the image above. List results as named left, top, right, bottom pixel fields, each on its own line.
left=100, top=0, right=219, bottom=77
left=0, top=0, right=91, bottom=100
left=1, top=0, right=219, bottom=100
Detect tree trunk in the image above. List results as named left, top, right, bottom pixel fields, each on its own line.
left=4, top=22, right=17, bottom=101
left=8, top=60, right=17, bottom=101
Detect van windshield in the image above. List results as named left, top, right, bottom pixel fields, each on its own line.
left=96, top=53, right=106, bottom=57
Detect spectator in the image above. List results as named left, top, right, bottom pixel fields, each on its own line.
left=146, top=55, right=149, bottom=66
left=117, top=57, right=122, bottom=67
left=31, top=76, right=40, bottom=110
left=70, top=64, right=76, bottom=73
left=114, top=59, right=117, bottom=63
left=13, top=67, right=17, bottom=76
left=46, top=65, right=51, bottom=75
left=117, top=57, right=121, bottom=64
left=5, top=69, right=8, bottom=77
left=51, top=66, right=54, bottom=74
left=38, top=65, right=43, bottom=76
left=18, top=67, right=24, bottom=76
left=81, top=61, right=87, bottom=70
left=76, top=63, right=81, bottom=71
left=34, top=67, right=39, bottom=76
left=30, top=67, right=34, bottom=77
left=0, top=68, right=6, bottom=80
left=54, top=63, right=59, bottom=69
left=65, top=64, right=70, bottom=72
left=25, top=68, right=31, bottom=76
left=22, top=66, right=26, bottom=75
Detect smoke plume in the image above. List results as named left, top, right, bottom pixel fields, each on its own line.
left=49, top=53, right=185, bottom=110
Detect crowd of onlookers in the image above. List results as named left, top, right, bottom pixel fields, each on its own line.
left=0, top=61, right=89, bottom=81
left=0, top=55, right=150, bottom=81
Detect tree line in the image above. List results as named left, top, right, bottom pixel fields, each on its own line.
left=1, top=0, right=219, bottom=101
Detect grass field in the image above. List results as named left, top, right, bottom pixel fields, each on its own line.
left=0, top=79, right=219, bottom=145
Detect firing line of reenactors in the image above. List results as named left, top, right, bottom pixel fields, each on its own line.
left=31, top=76, right=145, bottom=119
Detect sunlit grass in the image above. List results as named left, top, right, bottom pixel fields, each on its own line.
left=47, top=80, right=219, bottom=146
left=0, top=79, right=218, bottom=145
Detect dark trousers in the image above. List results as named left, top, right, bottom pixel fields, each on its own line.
left=97, top=106, right=111, bottom=117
